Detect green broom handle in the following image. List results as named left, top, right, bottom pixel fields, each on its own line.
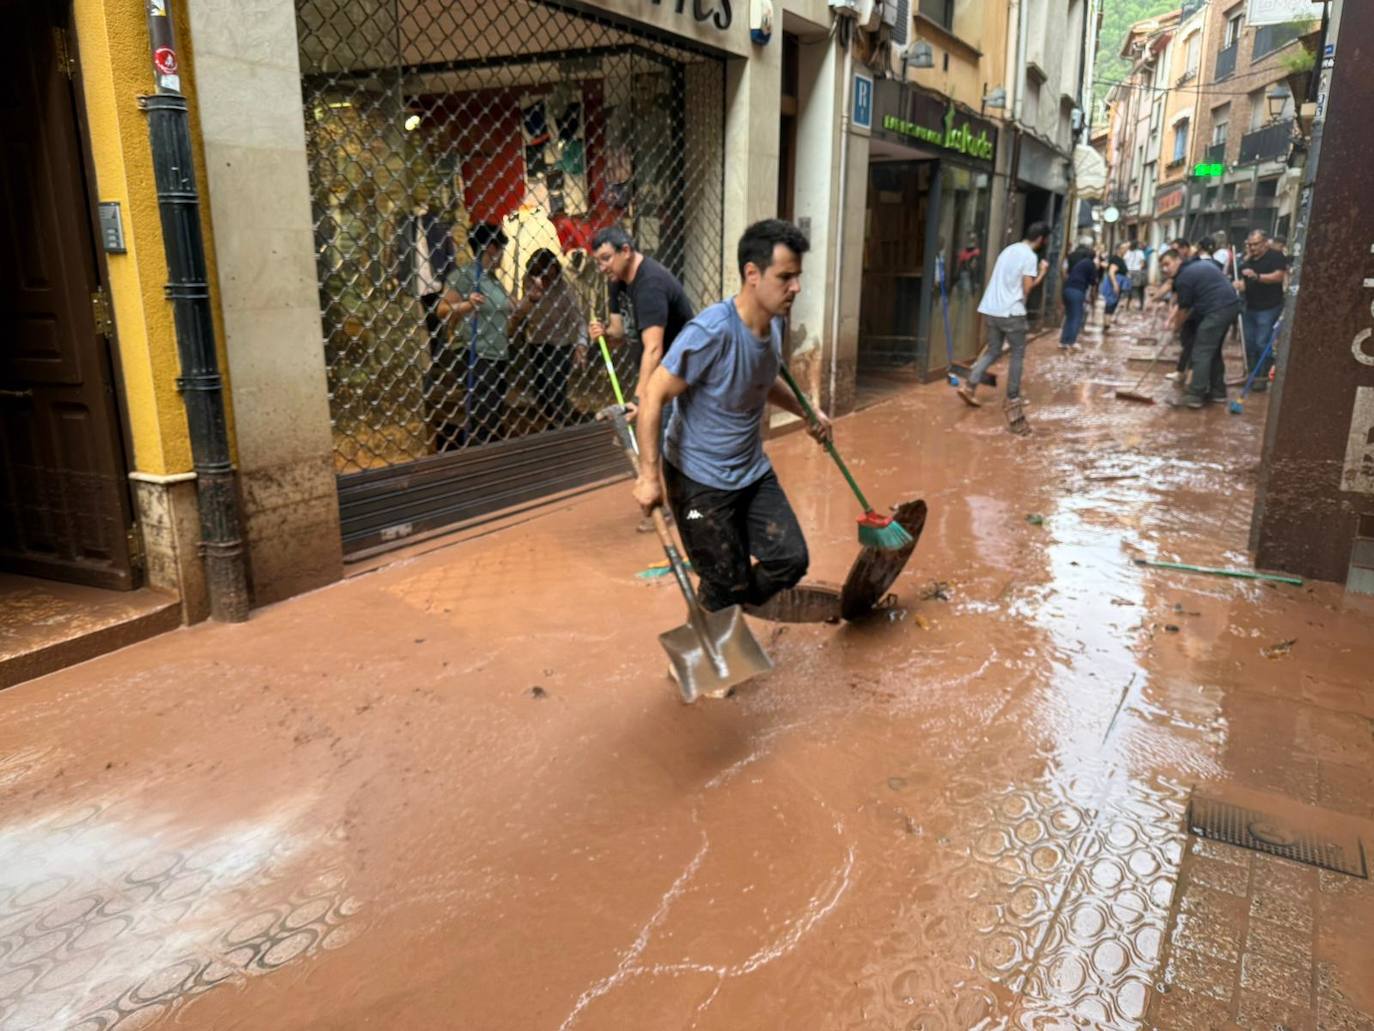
left=597, top=334, right=626, bottom=406
left=777, top=364, right=874, bottom=513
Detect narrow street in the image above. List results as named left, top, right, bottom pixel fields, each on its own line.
left=2, top=307, right=1371, bottom=1030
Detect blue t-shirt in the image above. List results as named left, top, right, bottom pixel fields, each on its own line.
left=661, top=299, right=781, bottom=490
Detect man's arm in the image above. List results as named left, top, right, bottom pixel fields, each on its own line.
left=632, top=325, right=666, bottom=402
left=632, top=364, right=689, bottom=513
left=767, top=378, right=833, bottom=444
left=1021, top=259, right=1049, bottom=304
left=1167, top=305, right=1191, bottom=332
left=587, top=312, right=625, bottom=345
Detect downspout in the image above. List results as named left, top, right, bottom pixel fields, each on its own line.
left=827, top=17, right=855, bottom=418
left=142, top=1, right=250, bottom=622
left=1002, top=0, right=1029, bottom=243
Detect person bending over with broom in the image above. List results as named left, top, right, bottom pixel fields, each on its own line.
left=631, top=220, right=831, bottom=612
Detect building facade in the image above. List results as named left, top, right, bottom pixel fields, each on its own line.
left=1186, top=0, right=1318, bottom=249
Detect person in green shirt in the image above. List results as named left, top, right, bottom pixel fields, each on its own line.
left=439, top=222, right=544, bottom=445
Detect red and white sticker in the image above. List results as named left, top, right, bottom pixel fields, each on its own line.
left=154, top=46, right=178, bottom=75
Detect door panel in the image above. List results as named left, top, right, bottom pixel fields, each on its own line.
left=0, top=2, right=135, bottom=589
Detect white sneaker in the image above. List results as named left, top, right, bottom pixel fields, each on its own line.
left=1164, top=371, right=1182, bottom=382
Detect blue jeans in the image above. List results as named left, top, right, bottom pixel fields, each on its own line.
left=1060, top=287, right=1087, bottom=345
left=1241, top=305, right=1281, bottom=385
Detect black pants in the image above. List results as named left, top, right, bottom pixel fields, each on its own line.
left=1187, top=302, right=1240, bottom=402
left=1176, top=318, right=1197, bottom=374
left=664, top=463, right=808, bottom=612
left=468, top=356, right=508, bottom=444
left=421, top=293, right=459, bottom=451
left=531, top=344, right=573, bottom=427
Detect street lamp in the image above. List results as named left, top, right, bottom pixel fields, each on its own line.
left=1267, top=83, right=1292, bottom=122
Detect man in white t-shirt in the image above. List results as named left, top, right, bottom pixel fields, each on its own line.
left=1123, top=241, right=1146, bottom=309
left=957, top=222, right=1050, bottom=433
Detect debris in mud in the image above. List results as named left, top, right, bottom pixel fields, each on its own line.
left=920, top=580, right=953, bottom=602
left=1026, top=513, right=1045, bottom=526
left=1085, top=472, right=1140, bottom=482
left=912, top=614, right=931, bottom=630
left=529, top=686, right=548, bottom=699
left=1172, top=603, right=1201, bottom=616
left=1261, top=639, right=1296, bottom=659
left=1164, top=624, right=1181, bottom=634
left=887, top=776, right=907, bottom=792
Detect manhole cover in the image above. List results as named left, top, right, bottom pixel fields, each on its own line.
left=1187, top=797, right=1369, bottom=878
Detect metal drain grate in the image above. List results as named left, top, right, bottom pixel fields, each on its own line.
left=1187, top=797, right=1369, bottom=878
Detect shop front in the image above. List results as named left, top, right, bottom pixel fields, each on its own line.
left=295, top=0, right=731, bottom=555
left=859, top=80, right=998, bottom=382
left=1153, top=182, right=1187, bottom=248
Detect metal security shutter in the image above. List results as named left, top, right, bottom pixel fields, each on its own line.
left=295, top=0, right=725, bottom=556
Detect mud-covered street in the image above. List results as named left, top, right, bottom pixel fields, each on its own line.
left=2, top=309, right=1372, bottom=1030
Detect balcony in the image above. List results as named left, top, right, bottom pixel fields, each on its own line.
left=1215, top=42, right=1238, bottom=81
left=1253, top=22, right=1306, bottom=59
left=1205, top=142, right=1226, bottom=165
left=1238, top=119, right=1294, bottom=163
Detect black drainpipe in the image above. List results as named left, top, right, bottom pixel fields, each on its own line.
left=141, top=0, right=250, bottom=622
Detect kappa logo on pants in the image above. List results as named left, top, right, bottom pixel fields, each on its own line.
left=686, top=509, right=704, bottom=520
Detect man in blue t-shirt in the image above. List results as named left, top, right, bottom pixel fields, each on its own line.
left=632, top=220, right=832, bottom=612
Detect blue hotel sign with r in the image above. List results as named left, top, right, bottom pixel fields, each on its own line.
left=852, top=73, right=874, bottom=131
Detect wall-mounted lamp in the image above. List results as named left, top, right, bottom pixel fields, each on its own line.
left=981, top=86, right=1006, bottom=117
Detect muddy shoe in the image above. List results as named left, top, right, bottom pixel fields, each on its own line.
left=638, top=510, right=673, bottom=534
left=957, top=385, right=981, bottom=408
left=1003, top=398, right=1032, bottom=436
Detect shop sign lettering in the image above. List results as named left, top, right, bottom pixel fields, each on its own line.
left=882, top=102, right=994, bottom=162
left=649, top=0, right=732, bottom=31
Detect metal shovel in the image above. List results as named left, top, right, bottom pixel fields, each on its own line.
left=598, top=405, right=773, bottom=702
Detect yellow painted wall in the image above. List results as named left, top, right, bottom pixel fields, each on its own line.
left=71, top=0, right=235, bottom=476
left=909, top=5, right=1009, bottom=116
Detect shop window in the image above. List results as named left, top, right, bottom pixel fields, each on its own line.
left=297, top=0, right=727, bottom=487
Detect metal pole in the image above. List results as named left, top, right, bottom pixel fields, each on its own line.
left=828, top=19, right=854, bottom=419
left=142, top=0, right=250, bottom=622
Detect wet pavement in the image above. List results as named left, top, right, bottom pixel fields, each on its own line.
left=2, top=306, right=1373, bottom=1030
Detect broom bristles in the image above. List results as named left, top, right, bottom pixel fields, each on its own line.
left=857, top=514, right=914, bottom=551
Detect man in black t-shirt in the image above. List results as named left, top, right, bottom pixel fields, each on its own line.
left=587, top=226, right=695, bottom=411
left=1235, top=230, right=1288, bottom=390
left=1160, top=248, right=1241, bottom=408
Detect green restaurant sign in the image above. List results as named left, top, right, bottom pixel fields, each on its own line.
left=874, top=81, right=998, bottom=164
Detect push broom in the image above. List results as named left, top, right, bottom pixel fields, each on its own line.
left=778, top=365, right=912, bottom=551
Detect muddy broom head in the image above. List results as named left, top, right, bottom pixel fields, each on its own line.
left=857, top=510, right=915, bottom=550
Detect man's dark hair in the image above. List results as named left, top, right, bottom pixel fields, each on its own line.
left=468, top=221, right=508, bottom=256
left=738, top=219, right=810, bottom=277
left=1129, top=238, right=1140, bottom=249
left=1170, top=237, right=1190, bottom=250
left=1272, top=235, right=1287, bottom=247
left=1160, top=248, right=1181, bottom=263
left=1025, top=221, right=1051, bottom=244
left=590, top=225, right=635, bottom=253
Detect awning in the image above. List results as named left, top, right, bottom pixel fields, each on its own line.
left=1073, top=143, right=1108, bottom=200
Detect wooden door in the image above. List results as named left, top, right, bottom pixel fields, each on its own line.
left=0, top=1, right=137, bottom=589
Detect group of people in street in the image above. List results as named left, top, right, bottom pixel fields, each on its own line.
left=954, top=224, right=1290, bottom=431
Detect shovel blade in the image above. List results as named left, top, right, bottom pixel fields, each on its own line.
left=659, top=604, right=772, bottom=703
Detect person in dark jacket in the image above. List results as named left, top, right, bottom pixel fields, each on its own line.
left=1159, top=248, right=1241, bottom=408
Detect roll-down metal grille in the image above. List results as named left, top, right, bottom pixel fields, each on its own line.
left=296, top=0, right=725, bottom=553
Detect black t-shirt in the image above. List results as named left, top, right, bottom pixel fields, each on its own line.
left=609, top=256, right=694, bottom=353
left=1238, top=249, right=1288, bottom=311
left=1065, top=256, right=1097, bottom=292
left=1173, top=257, right=1240, bottom=318
left=1107, top=255, right=1127, bottom=280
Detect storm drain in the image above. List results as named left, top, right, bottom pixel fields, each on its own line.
left=1187, top=796, right=1369, bottom=878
